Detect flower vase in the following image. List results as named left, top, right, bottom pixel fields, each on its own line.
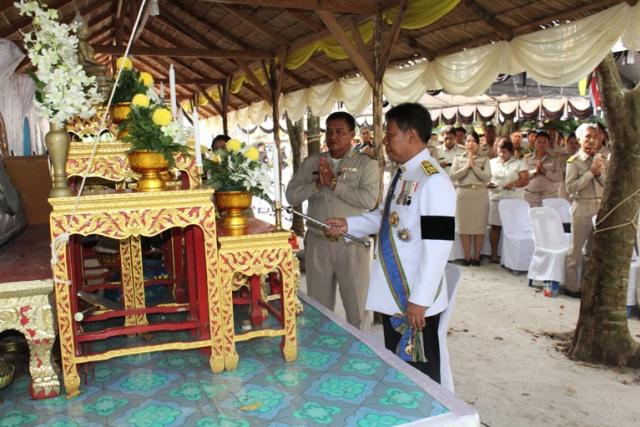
left=214, top=191, right=252, bottom=235
left=45, top=124, right=72, bottom=198
left=128, top=150, right=169, bottom=192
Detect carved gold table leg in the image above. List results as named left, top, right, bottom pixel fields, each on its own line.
left=203, top=224, right=225, bottom=373
left=120, top=237, right=147, bottom=327
left=221, top=270, right=239, bottom=371
left=0, top=286, right=61, bottom=399
left=280, top=251, right=298, bottom=362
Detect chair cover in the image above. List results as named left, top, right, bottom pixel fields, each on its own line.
left=527, top=207, right=570, bottom=283
left=542, top=197, right=572, bottom=237
left=439, top=263, right=461, bottom=393
left=499, top=199, right=535, bottom=271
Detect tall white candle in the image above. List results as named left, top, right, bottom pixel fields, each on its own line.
left=193, top=102, right=202, bottom=167
left=273, top=146, right=280, bottom=203
left=159, top=81, right=164, bottom=101
left=169, top=64, right=177, bottom=119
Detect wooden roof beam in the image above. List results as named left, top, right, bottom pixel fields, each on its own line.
left=406, top=36, right=436, bottom=61
left=157, top=79, right=226, bottom=85
left=197, top=84, right=224, bottom=116
left=512, top=0, right=621, bottom=36
left=284, top=9, right=324, bottom=32
left=201, top=0, right=398, bottom=14
left=92, top=45, right=273, bottom=60
left=317, top=10, right=374, bottom=86
left=235, top=60, right=272, bottom=103
left=0, top=0, right=75, bottom=38
left=378, top=0, right=408, bottom=74
left=0, top=0, right=15, bottom=11
left=462, top=0, right=513, bottom=40
left=206, top=3, right=311, bottom=86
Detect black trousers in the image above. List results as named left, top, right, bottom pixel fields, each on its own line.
left=380, top=312, right=441, bottom=384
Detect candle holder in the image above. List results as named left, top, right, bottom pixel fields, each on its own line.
left=273, top=200, right=285, bottom=232
left=196, top=165, right=204, bottom=187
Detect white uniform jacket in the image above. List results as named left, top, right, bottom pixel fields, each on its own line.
left=346, top=148, right=456, bottom=316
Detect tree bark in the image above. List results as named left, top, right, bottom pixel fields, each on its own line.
left=568, top=53, right=640, bottom=367
left=286, top=115, right=305, bottom=236
left=306, top=108, right=321, bottom=156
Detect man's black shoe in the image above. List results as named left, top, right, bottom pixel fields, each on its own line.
left=564, top=289, right=582, bottom=299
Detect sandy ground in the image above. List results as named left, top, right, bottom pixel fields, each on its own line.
left=299, top=262, right=640, bottom=427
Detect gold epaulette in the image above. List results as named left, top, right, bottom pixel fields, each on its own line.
left=421, top=160, right=439, bottom=176
left=567, top=155, right=577, bottom=163
left=523, top=153, right=532, bottom=159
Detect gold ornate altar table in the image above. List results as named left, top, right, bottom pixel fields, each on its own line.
left=49, top=189, right=223, bottom=398
left=217, top=219, right=298, bottom=371
left=0, top=280, right=60, bottom=399
left=65, top=141, right=199, bottom=187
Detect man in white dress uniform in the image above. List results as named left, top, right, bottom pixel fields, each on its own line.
left=327, top=103, right=456, bottom=382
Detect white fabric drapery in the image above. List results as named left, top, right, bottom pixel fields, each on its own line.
left=215, top=1, right=640, bottom=127
left=0, top=74, right=37, bottom=156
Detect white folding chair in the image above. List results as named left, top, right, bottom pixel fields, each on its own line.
left=528, top=207, right=570, bottom=284
left=439, top=263, right=461, bottom=393
left=542, top=197, right=572, bottom=239
left=498, top=199, right=535, bottom=272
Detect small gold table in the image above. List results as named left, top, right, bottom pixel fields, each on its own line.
left=217, top=219, right=298, bottom=370
left=49, top=189, right=223, bottom=398
left=0, top=280, right=60, bottom=399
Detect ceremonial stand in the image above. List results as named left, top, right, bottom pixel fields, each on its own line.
left=49, top=189, right=224, bottom=398
left=217, top=219, right=298, bottom=370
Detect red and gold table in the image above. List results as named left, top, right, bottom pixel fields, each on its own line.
left=48, top=189, right=223, bottom=398
left=217, top=219, right=298, bottom=370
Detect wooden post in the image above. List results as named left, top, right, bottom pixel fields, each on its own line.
left=221, top=76, right=231, bottom=136
left=373, top=12, right=385, bottom=203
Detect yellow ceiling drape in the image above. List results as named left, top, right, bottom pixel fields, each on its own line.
left=384, top=0, right=460, bottom=30
left=198, top=0, right=461, bottom=108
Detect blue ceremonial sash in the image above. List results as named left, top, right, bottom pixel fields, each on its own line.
left=379, top=170, right=426, bottom=363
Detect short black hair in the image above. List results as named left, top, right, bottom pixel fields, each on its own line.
left=326, top=111, right=356, bottom=131
left=466, top=131, right=480, bottom=144
left=442, top=126, right=455, bottom=135
left=385, top=103, right=432, bottom=144
left=536, top=130, right=550, bottom=140
left=497, top=138, right=514, bottom=153
left=211, top=137, right=231, bottom=150
left=455, top=127, right=467, bottom=134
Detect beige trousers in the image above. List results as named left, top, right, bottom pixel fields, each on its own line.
left=565, top=200, right=599, bottom=292
left=304, top=232, right=371, bottom=330
left=524, top=191, right=556, bottom=208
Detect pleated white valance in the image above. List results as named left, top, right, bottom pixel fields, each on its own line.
left=211, top=1, right=640, bottom=130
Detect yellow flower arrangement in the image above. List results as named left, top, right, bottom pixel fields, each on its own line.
left=204, top=139, right=270, bottom=200
left=244, top=146, right=260, bottom=162
left=116, top=56, right=133, bottom=70
left=139, top=72, right=154, bottom=87
left=152, top=108, right=172, bottom=126
left=226, top=138, right=242, bottom=152
left=131, top=93, right=150, bottom=108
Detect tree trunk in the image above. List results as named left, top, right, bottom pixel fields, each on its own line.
left=286, top=115, right=305, bottom=236
left=568, top=53, right=640, bottom=367
left=306, top=108, right=321, bottom=156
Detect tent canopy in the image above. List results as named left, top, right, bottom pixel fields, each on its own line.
left=1, top=0, right=636, bottom=121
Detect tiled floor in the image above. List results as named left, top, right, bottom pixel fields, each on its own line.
left=0, top=302, right=450, bottom=427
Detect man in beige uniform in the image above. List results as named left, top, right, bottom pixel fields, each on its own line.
left=436, top=126, right=465, bottom=173
left=286, top=111, right=379, bottom=329
left=523, top=130, right=563, bottom=207
left=564, top=123, right=606, bottom=297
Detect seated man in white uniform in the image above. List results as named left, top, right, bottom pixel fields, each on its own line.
left=327, top=103, right=456, bottom=383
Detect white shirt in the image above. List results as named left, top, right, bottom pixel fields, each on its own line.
left=346, top=148, right=456, bottom=316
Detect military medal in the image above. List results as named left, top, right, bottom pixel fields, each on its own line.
left=397, top=227, right=412, bottom=242
left=389, top=211, right=399, bottom=227
left=404, top=343, right=414, bottom=355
